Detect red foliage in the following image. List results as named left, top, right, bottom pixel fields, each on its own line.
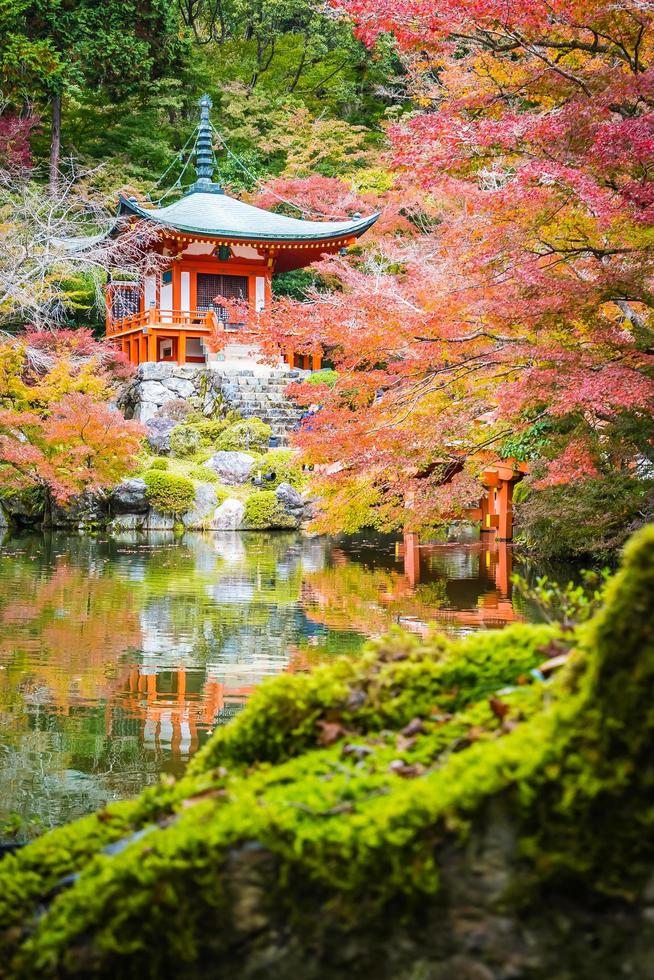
left=0, top=113, right=38, bottom=168
left=256, top=0, right=654, bottom=530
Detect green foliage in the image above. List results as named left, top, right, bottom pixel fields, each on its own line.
left=143, top=470, right=195, bottom=514
left=498, top=418, right=556, bottom=461
left=512, top=569, right=611, bottom=628
left=148, top=458, right=168, bottom=471
left=515, top=474, right=654, bottom=558
left=255, top=449, right=304, bottom=488
left=169, top=424, right=202, bottom=458
left=271, top=269, right=327, bottom=300
left=243, top=489, right=297, bottom=528
left=304, top=368, right=338, bottom=387
left=1, top=525, right=654, bottom=975
left=216, top=418, right=271, bottom=453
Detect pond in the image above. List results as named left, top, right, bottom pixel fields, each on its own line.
left=0, top=529, right=554, bottom=841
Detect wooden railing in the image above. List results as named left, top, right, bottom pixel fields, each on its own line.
left=107, top=308, right=223, bottom=337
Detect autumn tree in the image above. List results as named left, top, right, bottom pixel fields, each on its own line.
left=0, top=331, right=144, bottom=504
left=259, top=0, right=654, bottom=536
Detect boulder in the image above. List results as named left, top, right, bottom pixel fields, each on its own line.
left=110, top=478, right=149, bottom=515
left=163, top=377, right=195, bottom=399
left=145, top=510, right=176, bottom=531
left=182, top=483, right=219, bottom=529
left=145, top=416, right=178, bottom=454
left=138, top=362, right=175, bottom=382
left=212, top=498, right=245, bottom=529
left=1, top=491, right=45, bottom=524
left=47, top=491, right=109, bottom=528
left=107, top=513, right=147, bottom=533
left=206, top=451, right=256, bottom=485
left=275, top=482, right=304, bottom=514
left=139, top=380, right=170, bottom=405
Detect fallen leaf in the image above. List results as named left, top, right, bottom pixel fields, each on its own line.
left=396, top=734, right=417, bottom=753
left=316, top=720, right=348, bottom=746
left=400, top=717, right=425, bottom=738
left=489, top=697, right=510, bottom=721
left=388, top=759, right=422, bottom=778
left=342, top=743, right=374, bottom=758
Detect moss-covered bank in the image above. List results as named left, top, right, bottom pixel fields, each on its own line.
left=1, top=528, right=654, bottom=978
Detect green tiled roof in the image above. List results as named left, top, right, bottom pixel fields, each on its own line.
left=118, top=190, right=380, bottom=243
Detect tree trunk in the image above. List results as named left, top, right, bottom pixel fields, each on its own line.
left=49, top=93, right=61, bottom=195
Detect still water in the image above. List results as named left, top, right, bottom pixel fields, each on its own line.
left=0, top=529, right=546, bottom=839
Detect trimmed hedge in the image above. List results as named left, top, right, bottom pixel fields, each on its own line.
left=243, top=490, right=297, bottom=529
left=143, top=470, right=196, bottom=515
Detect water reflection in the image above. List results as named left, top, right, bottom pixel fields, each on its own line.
left=0, top=529, right=541, bottom=838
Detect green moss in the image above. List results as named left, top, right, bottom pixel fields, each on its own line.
left=243, top=489, right=297, bottom=529
left=215, top=418, right=271, bottom=454
left=142, top=471, right=196, bottom=515
left=148, top=458, right=168, bottom=471
left=1, top=527, right=653, bottom=977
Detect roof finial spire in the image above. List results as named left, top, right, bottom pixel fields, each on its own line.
left=188, top=94, right=223, bottom=194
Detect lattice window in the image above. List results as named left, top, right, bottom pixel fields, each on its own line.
left=111, top=283, right=141, bottom=319
left=197, top=274, right=248, bottom=318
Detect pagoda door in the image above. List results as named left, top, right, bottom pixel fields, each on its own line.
left=197, top=273, right=248, bottom=325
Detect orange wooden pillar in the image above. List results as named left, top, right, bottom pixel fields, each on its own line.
left=139, top=334, right=148, bottom=363
left=403, top=531, right=420, bottom=587
left=147, top=331, right=157, bottom=362
left=178, top=333, right=187, bottom=365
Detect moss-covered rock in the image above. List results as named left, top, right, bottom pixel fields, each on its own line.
left=1, top=527, right=654, bottom=979
left=243, top=489, right=298, bottom=529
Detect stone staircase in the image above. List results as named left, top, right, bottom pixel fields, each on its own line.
left=213, top=365, right=311, bottom=443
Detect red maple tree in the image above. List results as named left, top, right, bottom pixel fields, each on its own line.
left=256, top=0, right=654, bottom=531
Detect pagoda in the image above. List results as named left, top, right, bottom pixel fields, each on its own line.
left=106, top=96, right=379, bottom=369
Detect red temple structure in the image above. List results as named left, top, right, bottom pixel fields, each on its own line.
left=106, top=95, right=379, bottom=369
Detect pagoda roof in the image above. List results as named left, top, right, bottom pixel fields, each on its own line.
left=118, top=188, right=380, bottom=244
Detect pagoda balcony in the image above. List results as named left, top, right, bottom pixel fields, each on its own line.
left=107, top=307, right=256, bottom=366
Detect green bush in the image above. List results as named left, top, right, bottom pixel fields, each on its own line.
left=148, top=458, right=168, bottom=471
left=243, top=490, right=297, bottom=529
left=515, top=473, right=654, bottom=558
left=305, top=369, right=338, bottom=388
left=143, top=470, right=196, bottom=515
left=169, top=425, right=203, bottom=458
left=216, top=418, right=271, bottom=453
left=169, top=418, right=235, bottom=458
left=254, top=449, right=304, bottom=489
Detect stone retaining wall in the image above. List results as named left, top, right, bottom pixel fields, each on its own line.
left=118, top=362, right=309, bottom=441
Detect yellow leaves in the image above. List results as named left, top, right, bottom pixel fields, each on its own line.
left=23, top=356, right=113, bottom=411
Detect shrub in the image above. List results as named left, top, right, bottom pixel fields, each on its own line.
left=143, top=470, right=196, bottom=515
left=514, top=474, right=654, bottom=558
left=155, top=399, right=196, bottom=423
left=254, top=449, right=304, bottom=489
left=148, top=458, right=168, bottom=471
left=169, top=425, right=203, bottom=458
left=194, top=418, right=232, bottom=444
left=305, top=369, right=338, bottom=388
left=168, top=418, right=234, bottom=458
left=216, top=418, right=271, bottom=453
left=243, top=490, right=297, bottom=529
